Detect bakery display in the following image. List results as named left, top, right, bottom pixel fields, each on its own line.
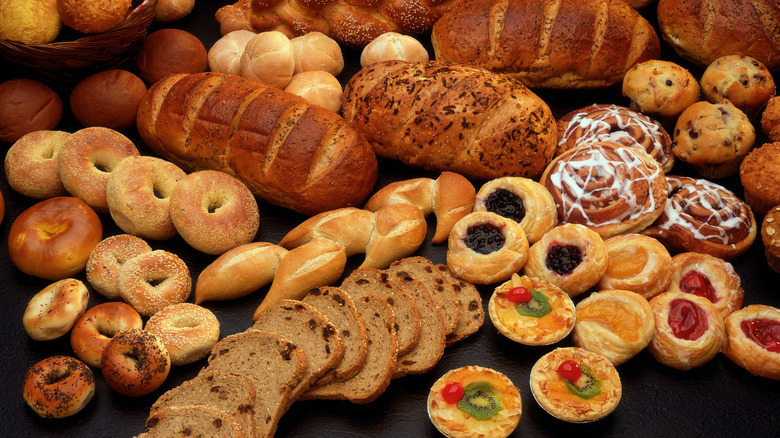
left=427, top=365, right=522, bottom=438
left=2, top=3, right=780, bottom=437
left=530, top=347, right=621, bottom=423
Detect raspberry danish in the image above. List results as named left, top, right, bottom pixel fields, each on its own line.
left=665, top=252, right=744, bottom=320
left=723, top=304, right=780, bottom=381
left=556, top=104, right=674, bottom=173
left=540, top=141, right=668, bottom=239
left=642, top=176, right=757, bottom=260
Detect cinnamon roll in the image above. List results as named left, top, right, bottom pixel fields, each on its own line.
left=540, top=141, right=668, bottom=239
left=642, top=176, right=757, bottom=260
left=665, top=252, right=744, bottom=320
left=556, top=104, right=674, bottom=173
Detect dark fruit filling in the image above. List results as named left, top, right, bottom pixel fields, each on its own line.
left=668, top=299, right=708, bottom=341
left=465, top=224, right=505, bottom=255
left=741, top=318, right=780, bottom=353
left=484, top=188, right=526, bottom=222
left=545, top=243, right=582, bottom=276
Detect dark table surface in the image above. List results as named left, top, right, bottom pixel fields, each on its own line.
left=1, top=1, right=779, bottom=437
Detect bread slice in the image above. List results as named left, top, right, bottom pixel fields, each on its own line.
left=302, top=286, right=368, bottom=388
left=437, top=263, right=485, bottom=344
left=384, top=269, right=446, bottom=378
left=250, top=299, right=345, bottom=402
left=150, top=371, right=256, bottom=437
left=386, top=256, right=461, bottom=335
left=302, top=294, right=398, bottom=404
left=135, top=405, right=246, bottom=438
left=205, top=330, right=307, bottom=438
left=339, top=267, right=421, bottom=355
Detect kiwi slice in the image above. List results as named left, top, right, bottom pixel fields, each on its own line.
left=515, top=290, right=552, bottom=318
left=561, top=364, right=602, bottom=399
left=456, top=381, right=504, bottom=420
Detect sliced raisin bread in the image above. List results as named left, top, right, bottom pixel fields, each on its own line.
left=302, top=286, right=368, bottom=389
left=386, top=257, right=461, bottom=335
left=150, top=371, right=256, bottom=437
left=383, top=268, right=446, bottom=378
left=339, top=267, right=421, bottom=355
left=437, top=263, right=484, bottom=344
left=135, top=405, right=246, bottom=438
left=204, top=330, right=307, bottom=438
left=302, top=294, right=398, bottom=404
left=250, top=299, right=345, bottom=402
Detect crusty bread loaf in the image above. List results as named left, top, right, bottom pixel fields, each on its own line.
left=657, top=0, right=780, bottom=70
left=302, top=294, right=397, bottom=403
left=342, top=60, right=557, bottom=180
left=136, top=405, right=246, bottom=438
left=136, top=71, right=378, bottom=216
left=215, top=0, right=470, bottom=47
left=302, top=287, right=368, bottom=388
left=204, top=330, right=307, bottom=438
left=436, top=264, right=485, bottom=345
left=430, top=0, right=661, bottom=89
left=149, top=372, right=256, bottom=437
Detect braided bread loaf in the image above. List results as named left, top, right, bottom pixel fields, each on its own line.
left=215, top=0, right=470, bottom=47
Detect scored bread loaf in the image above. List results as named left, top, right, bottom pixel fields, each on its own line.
left=342, top=60, right=557, bottom=180
left=136, top=71, right=377, bottom=216
left=430, top=0, right=661, bottom=89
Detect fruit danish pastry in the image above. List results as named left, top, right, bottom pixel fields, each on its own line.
left=523, top=223, right=608, bottom=297
left=488, top=274, right=575, bottom=346
left=474, top=177, right=557, bottom=244
left=665, top=252, right=744, bottom=319
left=598, top=233, right=673, bottom=300
left=723, top=304, right=780, bottom=380
left=540, top=141, right=668, bottom=239
left=530, top=347, right=621, bottom=423
left=642, top=175, right=756, bottom=260
left=428, top=365, right=522, bottom=438
left=648, top=291, right=725, bottom=370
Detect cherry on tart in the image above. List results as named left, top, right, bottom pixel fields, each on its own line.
left=666, top=252, right=744, bottom=319
left=523, top=223, right=608, bottom=297
left=572, top=289, right=655, bottom=366
left=489, top=274, right=576, bottom=345
left=648, top=291, right=725, bottom=370
left=723, top=304, right=780, bottom=380
left=428, top=365, right=522, bottom=438
left=530, top=347, right=621, bottom=423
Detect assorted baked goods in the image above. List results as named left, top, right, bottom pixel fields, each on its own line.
left=428, top=365, right=522, bottom=438
left=4, top=130, right=69, bottom=199
left=0, top=79, right=62, bottom=143
left=530, top=347, right=621, bottom=423
left=648, top=291, right=725, bottom=370
left=23, top=356, right=95, bottom=418
left=722, top=304, right=780, bottom=380
left=342, top=60, right=557, bottom=180
left=489, top=274, right=576, bottom=346
left=431, top=0, right=660, bottom=89
left=69, top=301, right=143, bottom=368
left=621, top=59, right=700, bottom=118
left=22, top=278, right=89, bottom=341
left=665, top=252, right=745, bottom=320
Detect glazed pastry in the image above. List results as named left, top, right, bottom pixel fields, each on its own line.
left=428, top=365, right=522, bottom=438
left=621, top=59, right=700, bottom=118
left=760, top=205, right=780, bottom=273
left=446, top=212, right=529, bottom=285
left=523, top=223, right=608, bottom=297
left=598, top=233, right=673, bottom=300
left=739, top=142, right=780, bottom=216
left=648, top=291, right=726, bottom=370
left=474, top=176, right=557, bottom=243
left=665, top=252, right=744, bottom=320
left=530, top=347, right=621, bottom=423
left=556, top=104, right=674, bottom=173
left=488, top=274, right=576, bottom=346
left=572, top=289, right=655, bottom=366
left=642, top=175, right=757, bottom=261
left=722, top=304, right=780, bottom=380
left=700, top=54, right=776, bottom=119
left=540, top=141, right=668, bottom=239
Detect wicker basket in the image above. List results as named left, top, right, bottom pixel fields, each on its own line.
left=0, top=0, right=158, bottom=84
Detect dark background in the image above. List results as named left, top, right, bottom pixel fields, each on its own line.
left=1, top=1, right=778, bottom=437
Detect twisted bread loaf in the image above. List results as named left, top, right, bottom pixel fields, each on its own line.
left=430, top=0, right=661, bottom=89
left=214, top=0, right=470, bottom=47
left=136, top=72, right=377, bottom=216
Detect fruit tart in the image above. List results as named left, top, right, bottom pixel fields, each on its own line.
left=723, top=304, right=780, bottom=380
left=530, top=347, right=621, bottom=423
left=428, top=365, right=522, bottom=438
left=488, top=274, right=576, bottom=346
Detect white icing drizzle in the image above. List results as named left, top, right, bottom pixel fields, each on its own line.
left=654, top=176, right=754, bottom=246
left=547, top=143, right=663, bottom=226
left=560, top=104, right=670, bottom=169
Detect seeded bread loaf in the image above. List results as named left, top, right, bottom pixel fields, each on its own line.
left=301, top=294, right=398, bottom=404
left=437, top=264, right=485, bottom=345
left=340, top=268, right=421, bottom=356
left=149, top=372, right=256, bottom=437
left=204, top=330, right=307, bottom=438
left=302, top=286, right=369, bottom=388
left=136, top=405, right=246, bottom=438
